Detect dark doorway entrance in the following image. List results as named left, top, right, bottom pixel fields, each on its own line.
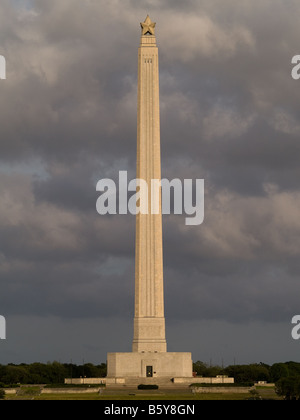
left=146, top=366, right=153, bottom=377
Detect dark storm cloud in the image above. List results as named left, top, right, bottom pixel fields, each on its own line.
left=1, top=0, right=300, bottom=363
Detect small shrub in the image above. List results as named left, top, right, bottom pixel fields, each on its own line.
left=0, top=389, right=5, bottom=400
left=137, top=384, right=158, bottom=390
left=19, top=386, right=40, bottom=396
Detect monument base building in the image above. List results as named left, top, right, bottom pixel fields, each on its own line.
left=107, top=352, right=193, bottom=380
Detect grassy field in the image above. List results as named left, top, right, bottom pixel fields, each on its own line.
left=35, top=393, right=250, bottom=401
left=4, top=385, right=281, bottom=400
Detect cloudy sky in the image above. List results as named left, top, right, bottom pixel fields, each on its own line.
left=1, top=0, right=300, bottom=366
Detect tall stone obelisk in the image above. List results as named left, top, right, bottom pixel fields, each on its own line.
left=106, top=17, right=192, bottom=381
left=132, top=15, right=167, bottom=353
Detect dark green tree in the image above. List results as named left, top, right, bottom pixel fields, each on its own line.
left=0, top=389, right=5, bottom=400
left=224, top=364, right=270, bottom=384
left=276, top=376, right=300, bottom=400
left=270, top=363, right=289, bottom=382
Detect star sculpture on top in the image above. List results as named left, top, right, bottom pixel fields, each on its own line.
left=140, top=15, right=156, bottom=36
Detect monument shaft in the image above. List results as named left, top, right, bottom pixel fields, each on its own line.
left=132, top=29, right=167, bottom=352
left=106, top=17, right=192, bottom=380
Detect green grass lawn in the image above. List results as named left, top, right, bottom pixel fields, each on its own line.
left=255, top=386, right=281, bottom=400
left=10, top=392, right=250, bottom=401
left=4, top=385, right=281, bottom=401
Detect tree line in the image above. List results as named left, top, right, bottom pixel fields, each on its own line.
left=193, top=360, right=300, bottom=384
left=1, top=360, right=300, bottom=393
left=193, top=360, right=300, bottom=399
left=0, top=362, right=107, bottom=386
